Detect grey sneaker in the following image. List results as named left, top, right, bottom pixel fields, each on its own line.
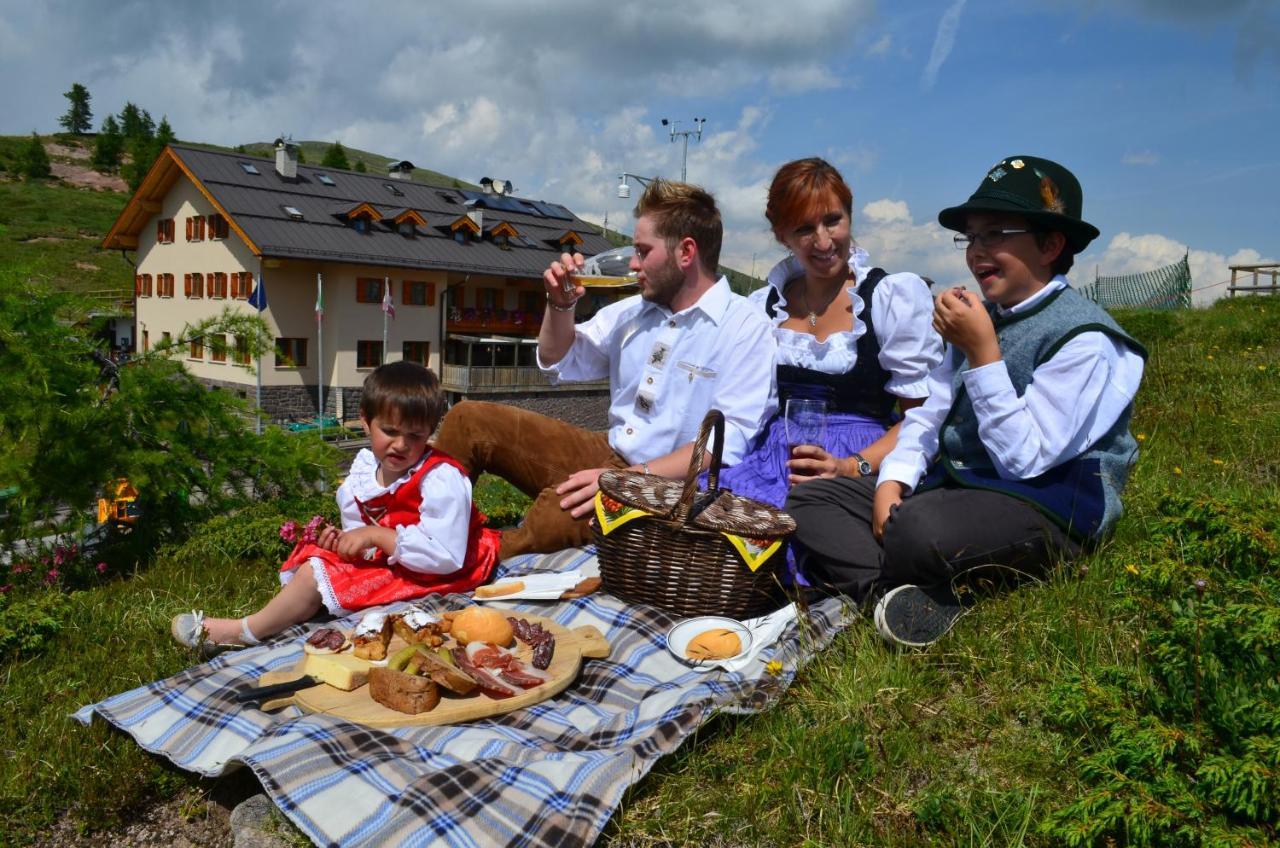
left=171, top=610, right=243, bottom=658
left=874, top=584, right=970, bottom=648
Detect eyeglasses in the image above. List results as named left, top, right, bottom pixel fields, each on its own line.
left=953, top=228, right=1034, bottom=250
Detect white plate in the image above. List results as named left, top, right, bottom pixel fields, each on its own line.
left=665, top=616, right=753, bottom=665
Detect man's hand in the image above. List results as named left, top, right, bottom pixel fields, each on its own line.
left=556, top=467, right=610, bottom=519
left=334, top=525, right=397, bottom=561
left=933, top=287, right=1000, bottom=367
left=787, top=445, right=842, bottom=485
left=872, top=481, right=905, bottom=542
left=543, top=251, right=586, bottom=311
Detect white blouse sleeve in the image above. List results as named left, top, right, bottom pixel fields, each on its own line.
left=387, top=462, right=473, bottom=575
left=336, top=449, right=376, bottom=531
left=869, top=273, right=944, bottom=399
left=877, top=349, right=957, bottom=493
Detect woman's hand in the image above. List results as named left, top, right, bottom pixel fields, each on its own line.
left=787, top=445, right=843, bottom=485
left=872, top=481, right=905, bottom=541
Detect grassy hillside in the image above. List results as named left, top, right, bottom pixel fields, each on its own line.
left=1, top=296, right=1276, bottom=845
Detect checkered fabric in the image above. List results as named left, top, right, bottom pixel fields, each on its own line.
left=1078, top=253, right=1191, bottom=310
left=75, top=548, right=855, bottom=848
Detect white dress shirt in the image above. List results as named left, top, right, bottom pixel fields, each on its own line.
left=538, top=277, right=777, bottom=465
left=755, top=247, right=942, bottom=395
left=338, top=448, right=472, bottom=575
left=878, top=278, right=1146, bottom=493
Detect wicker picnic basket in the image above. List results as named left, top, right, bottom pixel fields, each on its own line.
left=592, top=410, right=796, bottom=619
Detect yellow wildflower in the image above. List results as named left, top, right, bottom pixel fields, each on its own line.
left=1136, top=433, right=1147, bottom=442
left=1174, top=466, right=1183, bottom=475
left=765, top=660, right=783, bottom=676
left=1206, top=355, right=1214, bottom=361
left=1212, top=458, right=1224, bottom=465
left=1126, top=564, right=1140, bottom=575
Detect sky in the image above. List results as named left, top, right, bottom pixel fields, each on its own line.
left=2, top=0, right=1277, bottom=302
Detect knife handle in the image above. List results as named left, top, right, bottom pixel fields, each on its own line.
left=235, top=675, right=320, bottom=704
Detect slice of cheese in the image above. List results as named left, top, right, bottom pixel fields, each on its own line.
left=303, top=651, right=371, bottom=691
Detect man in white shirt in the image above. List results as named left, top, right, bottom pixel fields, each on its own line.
left=434, top=179, right=777, bottom=560
left=786, top=155, right=1146, bottom=647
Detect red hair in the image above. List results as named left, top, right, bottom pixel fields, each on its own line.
left=765, top=158, right=853, bottom=243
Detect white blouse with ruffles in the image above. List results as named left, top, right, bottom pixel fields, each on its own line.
left=335, top=448, right=472, bottom=575
left=750, top=246, right=942, bottom=398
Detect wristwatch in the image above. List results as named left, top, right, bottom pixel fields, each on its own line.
left=850, top=453, right=872, bottom=477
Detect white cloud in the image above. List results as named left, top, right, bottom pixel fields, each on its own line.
left=1122, top=150, right=1160, bottom=166
left=922, top=0, right=967, bottom=90
left=866, top=33, right=893, bottom=58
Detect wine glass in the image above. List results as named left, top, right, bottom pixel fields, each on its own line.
left=784, top=399, right=827, bottom=456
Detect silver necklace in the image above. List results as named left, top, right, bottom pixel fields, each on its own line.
left=798, top=283, right=819, bottom=328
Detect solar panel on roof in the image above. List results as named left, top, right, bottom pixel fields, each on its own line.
left=529, top=201, right=573, bottom=220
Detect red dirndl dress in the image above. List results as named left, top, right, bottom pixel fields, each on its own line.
left=279, top=450, right=499, bottom=613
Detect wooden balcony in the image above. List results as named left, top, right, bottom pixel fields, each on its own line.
left=440, top=363, right=607, bottom=393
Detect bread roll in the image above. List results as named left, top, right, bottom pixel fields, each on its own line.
left=474, top=581, right=525, bottom=599
left=450, top=606, right=514, bottom=646
left=685, top=628, right=742, bottom=661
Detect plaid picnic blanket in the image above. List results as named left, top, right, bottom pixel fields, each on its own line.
left=75, top=547, right=856, bottom=848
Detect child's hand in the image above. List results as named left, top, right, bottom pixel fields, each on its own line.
left=872, top=481, right=905, bottom=541
left=933, top=287, right=1000, bottom=366
left=334, top=526, right=397, bottom=560
left=315, top=524, right=342, bottom=552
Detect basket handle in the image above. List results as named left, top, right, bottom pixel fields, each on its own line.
left=671, top=409, right=724, bottom=523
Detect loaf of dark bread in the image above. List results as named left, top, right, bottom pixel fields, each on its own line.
left=368, top=666, right=441, bottom=714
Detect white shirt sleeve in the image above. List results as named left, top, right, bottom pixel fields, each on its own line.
left=963, top=332, right=1145, bottom=478
left=877, top=348, right=957, bottom=493
left=870, top=274, right=944, bottom=399
left=387, top=462, right=473, bottom=575
left=537, top=301, right=626, bottom=383
left=709, top=310, right=779, bottom=465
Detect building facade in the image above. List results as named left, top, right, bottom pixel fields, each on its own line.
left=102, top=142, right=621, bottom=426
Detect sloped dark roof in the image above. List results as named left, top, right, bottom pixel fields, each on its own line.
left=166, top=144, right=613, bottom=278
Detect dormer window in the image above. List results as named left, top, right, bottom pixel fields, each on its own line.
left=449, top=214, right=481, bottom=244
left=390, top=208, right=427, bottom=238
left=554, top=230, right=585, bottom=252
left=488, top=221, right=520, bottom=250
left=398, top=221, right=415, bottom=236
left=341, top=202, right=381, bottom=233
left=353, top=217, right=370, bottom=233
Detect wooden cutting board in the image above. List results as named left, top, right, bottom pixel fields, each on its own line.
left=252, top=613, right=610, bottom=728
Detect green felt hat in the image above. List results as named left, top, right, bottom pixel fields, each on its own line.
left=938, top=155, right=1100, bottom=253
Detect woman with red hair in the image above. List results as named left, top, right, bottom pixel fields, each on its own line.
left=718, top=158, right=942, bottom=582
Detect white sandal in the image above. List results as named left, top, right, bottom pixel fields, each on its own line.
left=170, top=610, right=259, bottom=656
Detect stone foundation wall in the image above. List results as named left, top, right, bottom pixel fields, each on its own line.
left=201, top=378, right=609, bottom=430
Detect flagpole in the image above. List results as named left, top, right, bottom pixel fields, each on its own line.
left=316, top=272, right=324, bottom=431
left=382, top=276, right=390, bottom=364
left=255, top=268, right=263, bottom=435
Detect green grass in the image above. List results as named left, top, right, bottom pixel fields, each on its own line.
left=0, top=172, right=130, bottom=293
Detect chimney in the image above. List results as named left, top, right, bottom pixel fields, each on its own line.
left=467, top=207, right=484, bottom=232
left=274, top=137, right=298, bottom=180
left=387, top=160, right=415, bottom=181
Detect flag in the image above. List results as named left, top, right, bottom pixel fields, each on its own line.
left=315, top=274, right=324, bottom=323
left=381, top=278, right=395, bottom=319
left=246, top=273, right=268, bottom=311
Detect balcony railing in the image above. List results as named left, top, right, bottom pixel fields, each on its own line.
left=440, top=364, right=607, bottom=393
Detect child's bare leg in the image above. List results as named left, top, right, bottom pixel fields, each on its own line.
left=202, top=561, right=324, bottom=644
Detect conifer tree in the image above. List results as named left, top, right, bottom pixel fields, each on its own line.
left=354, top=160, right=367, bottom=173
left=154, top=116, right=176, bottom=146
left=93, top=115, right=124, bottom=172
left=321, top=141, right=350, bottom=170
left=19, top=132, right=52, bottom=179
left=58, top=83, right=93, bottom=135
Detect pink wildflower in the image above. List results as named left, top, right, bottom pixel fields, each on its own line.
left=12, top=562, right=31, bottom=575
left=96, top=561, right=108, bottom=574
left=279, top=520, right=299, bottom=543
left=0, top=584, right=11, bottom=594
left=44, top=568, right=60, bottom=586
left=302, top=515, right=326, bottom=544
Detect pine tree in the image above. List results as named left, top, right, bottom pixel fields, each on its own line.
left=19, top=132, right=52, bottom=180
left=123, top=135, right=161, bottom=191
left=117, top=102, right=153, bottom=141
left=93, top=115, right=124, bottom=172
left=58, top=83, right=93, bottom=135
left=354, top=160, right=367, bottom=173
left=321, top=141, right=350, bottom=170
left=154, top=116, right=175, bottom=146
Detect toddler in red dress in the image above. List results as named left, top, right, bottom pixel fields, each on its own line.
left=171, top=361, right=499, bottom=651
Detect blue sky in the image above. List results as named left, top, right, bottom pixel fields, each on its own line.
left=2, top=0, right=1275, bottom=300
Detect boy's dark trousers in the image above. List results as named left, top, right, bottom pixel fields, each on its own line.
left=785, top=475, right=1081, bottom=604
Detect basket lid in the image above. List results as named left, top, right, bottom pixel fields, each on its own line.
left=598, top=469, right=796, bottom=537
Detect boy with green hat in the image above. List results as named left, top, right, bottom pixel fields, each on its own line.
left=786, top=155, right=1147, bottom=647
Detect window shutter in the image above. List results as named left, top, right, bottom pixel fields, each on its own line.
left=185, top=217, right=192, bottom=241
left=427, top=283, right=436, bottom=306
left=156, top=220, right=164, bottom=241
